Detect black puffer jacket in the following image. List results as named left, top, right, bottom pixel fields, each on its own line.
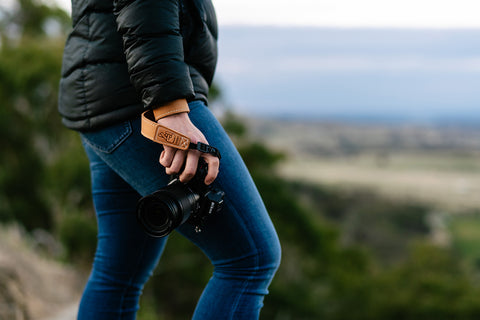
left=58, top=0, right=218, bottom=131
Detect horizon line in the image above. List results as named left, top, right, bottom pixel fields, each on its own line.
left=218, top=24, right=480, bottom=31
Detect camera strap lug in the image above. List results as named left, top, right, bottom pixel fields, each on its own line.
left=189, top=142, right=221, bottom=159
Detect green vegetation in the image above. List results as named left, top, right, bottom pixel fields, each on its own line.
left=3, top=1, right=480, bottom=319
left=0, top=0, right=97, bottom=256
left=449, top=213, right=480, bottom=269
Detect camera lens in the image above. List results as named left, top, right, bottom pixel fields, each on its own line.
left=136, top=182, right=200, bottom=237
left=142, top=198, right=176, bottom=235
left=145, top=205, right=169, bottom=228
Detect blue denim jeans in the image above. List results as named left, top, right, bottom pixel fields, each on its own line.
left=77, top=101, right=281, bottom=319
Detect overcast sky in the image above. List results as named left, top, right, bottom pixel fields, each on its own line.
left=52, top=0, right=480, bottom=28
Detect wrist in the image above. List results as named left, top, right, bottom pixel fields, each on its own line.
left=152, top=99, right=190, bottom=121
left=156, top=111, right=189, bottom=124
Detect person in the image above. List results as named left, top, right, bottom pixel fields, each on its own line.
left=57, top=0, right=281, bottom=319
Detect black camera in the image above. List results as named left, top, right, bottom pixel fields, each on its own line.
left=136, top=159, right=224, bottom=237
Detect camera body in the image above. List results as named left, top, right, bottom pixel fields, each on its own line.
left=136, top=159, right=224, bottom=237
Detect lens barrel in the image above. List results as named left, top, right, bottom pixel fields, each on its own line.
left=136, top=182, right=200, bottom=237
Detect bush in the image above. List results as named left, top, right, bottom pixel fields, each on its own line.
left=57, top=211, right=97, bottom=264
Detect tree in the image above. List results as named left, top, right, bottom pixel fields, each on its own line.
left=0, top=0, right=92, bottom=235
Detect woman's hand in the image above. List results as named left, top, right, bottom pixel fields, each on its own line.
left=156, top=111, right=219, bottom=185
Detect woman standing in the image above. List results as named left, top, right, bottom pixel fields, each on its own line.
left=58, top=0, right=281, bottom=319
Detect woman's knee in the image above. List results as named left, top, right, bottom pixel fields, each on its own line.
left=216, top=234, right=281, bottom=281
left=261, top=232, right=282, bottom=276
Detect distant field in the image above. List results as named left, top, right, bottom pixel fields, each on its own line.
left=278, top=153, right=480, bottom=211
left=246, top=117, right=480, bottom=212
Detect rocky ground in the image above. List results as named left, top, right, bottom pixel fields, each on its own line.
left=0, top=225, right=83, bottom=320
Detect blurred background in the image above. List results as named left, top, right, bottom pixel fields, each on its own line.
left=2, top=0, right=480, bottom=319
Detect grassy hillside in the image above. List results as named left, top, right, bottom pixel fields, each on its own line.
left=244, top=116, right=480, bottom=274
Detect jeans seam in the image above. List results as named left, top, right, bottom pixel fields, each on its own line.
left=220, top=197, right=260, bottom=319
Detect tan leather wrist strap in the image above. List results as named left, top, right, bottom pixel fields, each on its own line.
left=141, top=110, right=190, bottom=150
left=141, top=109, right=222, bottom=159
left=152, top=100, right=190, bottom=121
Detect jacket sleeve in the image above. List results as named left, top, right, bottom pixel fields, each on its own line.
left=113, top=0, right=195, bottom=109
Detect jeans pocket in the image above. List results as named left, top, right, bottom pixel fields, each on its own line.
left=81, top=121, right=133, bottom=154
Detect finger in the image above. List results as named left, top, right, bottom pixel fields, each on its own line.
left=202, top=155, right=220, bottom=185
left=159, top=146, right=176, bottom=168
left=165, top=149, right=187, bottom=175
left=179, top=151, right=200, bottom=183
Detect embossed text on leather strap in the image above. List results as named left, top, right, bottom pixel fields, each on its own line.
left=141, top=110, right=221, bottom=159
left=141, top=110, right=191, bottom=150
